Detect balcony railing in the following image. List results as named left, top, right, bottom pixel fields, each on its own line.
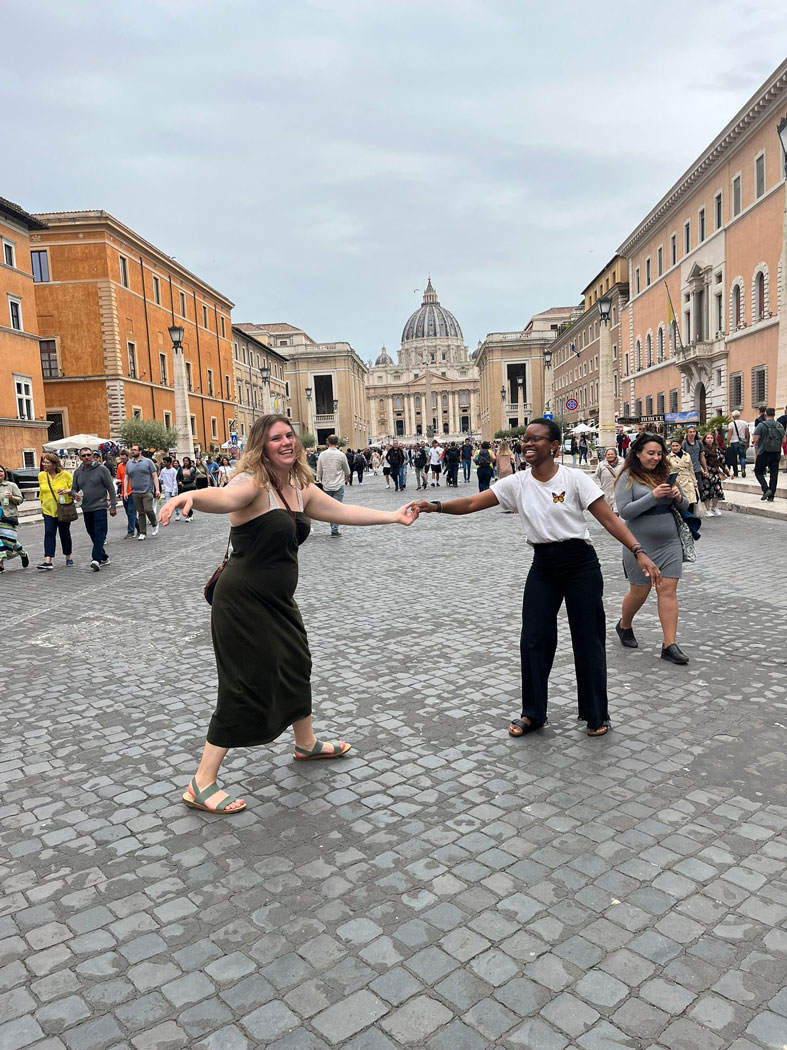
left=314, top=413, right=336, bottom=425
left=504, top=402, right=533, bottom=416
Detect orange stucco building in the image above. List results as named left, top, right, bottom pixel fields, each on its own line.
left=0, top=197, right=49, bottom=468
left=618, top=60, right=787, bottom=426
left=30, top=211, right=235, bottom=451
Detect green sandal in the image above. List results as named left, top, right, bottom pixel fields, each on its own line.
left=293, top=740, right=351, bottom=761
left=182, top=777, right=246, bottom=813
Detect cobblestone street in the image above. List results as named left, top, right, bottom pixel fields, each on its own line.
left=2, top=471, right=786, bottom=1050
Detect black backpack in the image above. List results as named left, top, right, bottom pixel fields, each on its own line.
left=446, top=447, right=460, bottom=464
left=354, top=452, right=366, bottom=468
left=760, top=421, right=786, bottom=453
left=478, top=449, right=492, bottom=468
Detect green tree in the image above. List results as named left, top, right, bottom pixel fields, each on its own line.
left=117, top=418, right=178, bottom=451
left=299, top=431, right=316, bottom=449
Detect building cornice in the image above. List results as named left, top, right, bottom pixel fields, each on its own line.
left=618, top=60, right=787, bottom=256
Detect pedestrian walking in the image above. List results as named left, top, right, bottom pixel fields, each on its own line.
left=217, top=457, right=233, bottom=486
left=726, top=411, right=750, bottom=478
left=387, top=441, right=407, bottom=491
left=316, top=434, right=351, bottom=536
left=345, top=449, right=354, bottom=484
left=176, top=457, right=197, bottom=521
left=159, top=456, right=179, bottom=513
left=615, top=432, right=691, bottom=665
left=371, top=450, right=381, bottom=476
left=461, top=437, right=473, bottom=482
left=353, top=449, right=367, bottom=485
left=577, top=435, right=589, bottom=465
left=700, top=432, right=730, bottom=516
left=127, top=444, right=160, bottom=539
left=115, top=450, right=138, bottom=537
left=682, top=426, right=707, bottom=499
left=413, top=443, right=429, bottom=490
left=444, top=442, right=461, bottom=487
left=594, top=448, right=623, bottom=511
left=667, top=438, right=699, bottom=508
left=194, top=455, right=211, bottom=490
left=427, top=440, right=443, bottom=487
left=415, top=419, right=659, bottom=737
left=382, top=444, right=393, bottom=488
left=37, top=453, right=76, bottom=570
left=475, top=441, right=495, bottom=491
left=158, top=413, right=419, bottom=814
left=496, top=440, right=514, bottom=480
left=753, top=408, right=785, bottom=501
left=0, top=465, right=29, bottom=572
left=570, top=436, right=579, bottom=468
left=71, top=446, right=117, bottom=571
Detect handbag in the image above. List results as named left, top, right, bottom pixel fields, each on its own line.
left=204, top=532, right=232, bottom=605
left=0, top=505, right=19, bottom=528
left=671, top=505, right=698, bottom=562
left=47, top=475, right=78, bottom=523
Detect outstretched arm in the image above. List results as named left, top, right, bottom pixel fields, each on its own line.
left=303, top=484, right=418, bottom=526
left=415, top=490, right=499, bottom=515
left=588, top=497, right=661, bottom=582
left=159, top=472, right=258, bottom=523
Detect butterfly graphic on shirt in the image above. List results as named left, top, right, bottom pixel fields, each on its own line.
left=552, top=491, right=566, bottom=503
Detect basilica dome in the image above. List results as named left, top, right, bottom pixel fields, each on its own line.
left=401, top=278, right=463, bottom=343
left=375, top=346, right=393, bottom=366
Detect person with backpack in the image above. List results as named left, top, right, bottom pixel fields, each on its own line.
left=386, top=441, right=407, bottom=491
left=475, top=441, right=496, bottom=492
left=444, top=442, right=461, bottom=487
left=460, top=438, right=473, bottom=482
left=413, top=442, right=429, bottom=490
left=725, top=411, right=750, bottom=477
left=353, top=449, right=367, bottom=484
left=753, top=407, right=786, bottom=502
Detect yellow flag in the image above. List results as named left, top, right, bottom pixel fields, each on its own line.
left=667, top=299, right=675, bottom=326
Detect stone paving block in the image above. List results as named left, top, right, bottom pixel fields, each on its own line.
left=745, top=1010, right=787, bottom=1049
left=659, top=1017, right=724, bottom=1050
left=177, top=997, right=234, bottom=1038
left=611, top=998, right=670, bottom=1040
left=462, top=996, right=518, bottom=1040
left=370, top=967, right=425, bottom=1006
left=311, top=989, right=388, bottom=1045
left=61, top=1015, right=123, bottom=1050
left=0, top=1015, right=45, bottom=1050
left=541, top=992, right=600, bottom=1038
left=640, top=977, right=697, bottom=1014
left=130, top=1021, right=188, bottom=1049
left=574, top=971, right=629, bottom=1008
left=35, top=996, right=91, bottom=1035
left=193, top=1024, right=250, bottom=1050
left=238, top=1000, right=300, bottom=1043
left=506, top=1016, right=569, bottom=1049
left=268, top=1030, right=331, bottom=1050
left=379, top=995, right=452, bottom=1045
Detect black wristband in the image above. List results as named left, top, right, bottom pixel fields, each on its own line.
left=431, top=500, right=442, bottom=513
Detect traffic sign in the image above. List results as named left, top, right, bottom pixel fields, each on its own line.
left=565, top=398, right=578, bottom=411
left=230, top=433, right=238, bottom=445
left=543, top=412, right=554, bottom=420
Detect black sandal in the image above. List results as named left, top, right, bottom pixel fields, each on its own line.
left=509, top=718, right=547, bottom=737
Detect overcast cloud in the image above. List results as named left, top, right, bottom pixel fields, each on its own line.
left=4, top=1, right=787, bottom=358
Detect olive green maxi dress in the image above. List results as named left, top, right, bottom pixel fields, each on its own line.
left=207, top=488, right=312, bottom=748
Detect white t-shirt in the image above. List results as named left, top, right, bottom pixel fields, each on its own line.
left=429, top=447, right=443, bottom=466
left=494, top=464, right=605, bottom=545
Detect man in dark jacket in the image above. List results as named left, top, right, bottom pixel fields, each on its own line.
left=386, top=441, right=406, bottom=491
left=445, top=442, right=460, bottom=487
left=71, top=447, right=117, bottom=571
left=460, top=438, right=473, bottom=483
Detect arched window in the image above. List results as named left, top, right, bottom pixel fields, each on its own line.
left=414, top=396, right=421, bottom=410
left=441, top=394, right=448, bottom=408
left=657, top=327, right=665, bottom=362
left=394, top=396, right=403, bottom=411
left=756, top=271, right=765, bottom=319
left=646, top=333, right=653, bottom=368
left=734, top=285, right=742, bottom=327
left=635, top=339, right=642, bottom=371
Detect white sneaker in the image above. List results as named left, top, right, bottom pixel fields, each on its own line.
left=714, top=508, right=722, bottom=516
left=183, top=517, right=191, bottom=524
left=151, top=525, right=159, bottom=536
left=137, top=534, right=146, bottom=541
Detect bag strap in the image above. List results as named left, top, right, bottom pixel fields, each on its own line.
left=271, top=482, right=296, bottom=521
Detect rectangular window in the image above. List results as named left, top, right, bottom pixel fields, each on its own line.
left=2, top=240, right=15, bottom=267
left=715, top=293, right=723, bottom=334
left=190, top=414, right=197, bottom=436
left=684, top=221, right=691, bottom=254
left=8, top=296, right=22, bottom=330
left=152, top=275, right=161, bottom=304
left=185, top=361, right=193, bottom=391
left=657, top=246, right=663, bottom=277
left=159, top=352, right=168, bottom=385
left=31, top=249, right=50, bottom=281
left=698, top=207, right=706, bottom=243
left=14, top=375, right=34, bottom=420
left=211, top=417, right=218, bottom=439
left=729, top=372, right=743, bottom=410
left=128, top=341, right=137, bottom=379
left=39, top=339, right=58, bottom=378
left=755, top=154, right=765, bottom=199
left=669, top=389, right=678, bottom=413
left=237, top=380, right=243, bottom=404
left=220, top=315, right=226, bottom=338
left=624, top=353, right=629, bottom=376
left=202, top=304, right=208, bottom=328
left=714, top=192, right=722, bottom=230
left=119, top=255, right=129, bottom=288
left=635, top=399, right=642, bottom=416
left=732, top=175, right=741, bottom=216
left=207, top=368, right=214, bottom=396
left=285, top=381, right=290, bottom=397
left=657, top=392, right=665, bottom=414
left=645, top=258, right=651, bottom=286
left=225, top=374, right=231, bottom=400
left=635, top=267, right=641, bottom=294
left=751, top=366, right=766, bottom=406
left=670, top=233, right=677, bottom=266
left=613, top=373, right=618, bottom=397
left=645, top=395, right=653, bottom=415
left=163, top=411, right=172, bottom=428
left=132, top=406, right=142, bottom=419
left=179, top=291, right=186, bottom=316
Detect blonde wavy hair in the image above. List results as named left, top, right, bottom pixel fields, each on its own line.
left=234, top=414, right=313, bottom=490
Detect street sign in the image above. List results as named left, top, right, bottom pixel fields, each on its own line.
left=543, top=412, right=554, bottom=420
left=230, top=433, right=238, bottom=445
left=565, top=398, right=578, bottom=411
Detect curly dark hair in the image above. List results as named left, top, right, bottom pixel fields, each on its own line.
left=617, top=432, right=669, bottom=488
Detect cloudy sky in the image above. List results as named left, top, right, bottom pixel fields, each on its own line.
left=5, top=2, right=787, bottom=359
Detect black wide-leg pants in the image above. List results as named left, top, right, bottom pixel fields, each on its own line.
left=519, top=539, right=609, bottom=731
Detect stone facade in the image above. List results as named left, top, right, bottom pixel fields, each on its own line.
left=231, top=325, right=290, bottom=442
left=367, top=279, right=479, bottom=443
left=30, top=210, right=236, bottom=452
left=0, top=197, right=49, bottom=468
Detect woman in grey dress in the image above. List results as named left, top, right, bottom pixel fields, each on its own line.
left=614, top=433, right=691, bottom=665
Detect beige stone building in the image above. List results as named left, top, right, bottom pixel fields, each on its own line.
left=231, top=324, right=290, bottom=441
left=551, top=258, right=628, bottom=430
left=367, top=278, right=479, bottom=443
left=475, top=307, right=575, bottom=440
left=240, top=322, right=369, bottom=447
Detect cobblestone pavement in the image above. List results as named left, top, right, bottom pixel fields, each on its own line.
left=2, top=471, right=786, bottom=1050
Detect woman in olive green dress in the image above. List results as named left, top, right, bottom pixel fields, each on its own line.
left=159, top=414, right=419, bottom=814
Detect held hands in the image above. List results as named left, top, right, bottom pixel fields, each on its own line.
left=394, top=501, right=420, bottom=526
left=414, top=499, right=438, bottom=513
left=159, top=494, right=191, bottom=525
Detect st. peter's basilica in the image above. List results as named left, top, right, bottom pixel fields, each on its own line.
left=367, top=278, right=480, bottom=443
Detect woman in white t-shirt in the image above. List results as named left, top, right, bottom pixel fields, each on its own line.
left=416, top=418, right=660, bottom=737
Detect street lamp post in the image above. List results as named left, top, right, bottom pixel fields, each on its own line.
left=304, top=385, right=313, bottom=438
left=516, top=372, right=525, bottom=430
left=260, top=365, right=271, bottom=416
left=774, top=115, right=787, bottom=409
left=333, top=398, right=339, bottom=437
left=168, top=324, right=195, bottom=462
left=542, top=347, right=553, bottom=417
left=500, top=384, right=507, bottom=434
left=597, top=296, right=615, bottom=456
